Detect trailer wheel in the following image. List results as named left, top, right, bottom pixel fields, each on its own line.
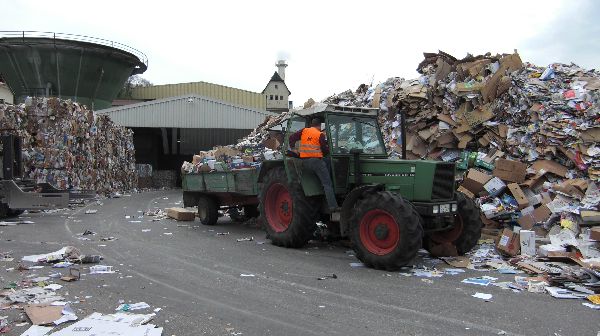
left=7, top=209, right=24, bottom=217
left=350, top=191, right=423, bottom=270
left=427, top=192, right=482, bottom=254
left=0, top=203, right=8, bottom=219
left=197, top=196, right=219, bottom=226
left=259, top=167, right=318, bottom=248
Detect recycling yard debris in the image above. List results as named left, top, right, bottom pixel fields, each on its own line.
left=1, top=30, right=600, bottom=333
left=0, top=98, right=136, bottom=194
left=174, top=50, right=599, bottom=296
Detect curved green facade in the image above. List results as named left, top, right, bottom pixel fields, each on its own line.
left=0, top=33, right=147, bottom=110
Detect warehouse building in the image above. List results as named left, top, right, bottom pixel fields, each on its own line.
left=97, top=60, right=289, bottom=186
left=124, top=59, right=291, bottom=113
left=98, top=94, right=276, bottom=174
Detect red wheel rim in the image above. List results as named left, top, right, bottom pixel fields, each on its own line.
left=264, top=183, right=292, bottom=233
left=359, top=209, right=400, bottom=256
left=431, top=214, right=464, bottom=243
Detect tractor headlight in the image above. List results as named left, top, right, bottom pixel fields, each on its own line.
left=440, top=204, right=450, bottom=213
left=432, top=205, right=440, bottom=214
left=451, top=203, right=458, bottom=212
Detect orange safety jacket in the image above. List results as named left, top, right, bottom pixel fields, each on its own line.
left=299, top=127, right=323, bottom=158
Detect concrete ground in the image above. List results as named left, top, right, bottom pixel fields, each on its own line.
left=0, top=189, right=599, bottom=336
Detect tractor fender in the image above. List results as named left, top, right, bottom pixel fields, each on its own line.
left=257, top=160, right=284, bottom=183
left=339, top=184, right=384, bottom=237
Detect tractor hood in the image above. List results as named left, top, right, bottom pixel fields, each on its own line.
left=351, top=158, right=456, bottom=202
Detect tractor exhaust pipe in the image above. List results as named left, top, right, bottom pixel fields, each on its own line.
left=350, top=148, right=363, bottom=186
left=400, top=109, right=407, bottom=160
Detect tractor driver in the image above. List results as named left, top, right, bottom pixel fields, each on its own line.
left=289, top=117, right=340, bottom=213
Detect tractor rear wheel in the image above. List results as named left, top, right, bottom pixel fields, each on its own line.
left=259, top=167, right=318, bottom=248
left=426, top=192, right=482, bottom=254
left=198, top=195, right=219, bottom=226
left=349, top=191, right=423, bottom=270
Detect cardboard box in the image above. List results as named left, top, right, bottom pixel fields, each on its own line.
left=166, top=207, right=196, bottom=221
left=497, top=228, right=520, bottom=256
left=507, top=183, right=530, bottom=209
left=461, top=169, right=492, bottom=195
left=480, top=214, right=501, bottom=229
left=590, top=227, right=600, bottom=241
left=474, top=158, right=495, bottom=171
left=517, top=204, right=552, bottom=230
left=242, top=155, right=254, bottom=163
left=553, top=182, right=585, bottom=199
left=519, top=230, right=536, bottom=256
left=531, top=160, right=568, bottom=177
left=580, top=127, right=600, bottom=142
left=456, top=186, right=475, bottom=199
left=525, top=190, right=552, bottom=207
left=192, top=155, right=204, bottom=165
left=213, top=146, right=242, bottom=158
left=538, top=244, right=566, bottom=257
left=581, top=210, right=600, bottom=224
left=483, top=177, right=506, bottom=196
left=493, top=158, right=527, bottom=183
left=24, top=304, right=64, bottom=325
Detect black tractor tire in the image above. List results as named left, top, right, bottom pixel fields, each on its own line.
left=349, top=191, right=423, bottom=271
left=259, top=167, right=318, bottom=248
left=198, top=195, right=219, bottom=226
left=427, top=192, right=482, bottom=255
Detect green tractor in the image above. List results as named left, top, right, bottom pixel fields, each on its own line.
left=257, top=104, right=482, bottom=270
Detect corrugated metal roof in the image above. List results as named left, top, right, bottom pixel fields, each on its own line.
left=130, top=81, right=266, bottom=110
left=98, top=94, right=276, bottom=129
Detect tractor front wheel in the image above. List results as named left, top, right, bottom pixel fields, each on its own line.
left=349, top=191, right=423, bottom=270
left=426, top=192, right=482, bottom=254
left=259, top=167, right=318, bottom=248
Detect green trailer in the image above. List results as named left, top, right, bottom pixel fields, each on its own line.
left=182, top=168, right=260, bottom=225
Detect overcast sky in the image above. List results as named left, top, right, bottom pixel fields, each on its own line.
left=3, top=0, right=598, bottom=107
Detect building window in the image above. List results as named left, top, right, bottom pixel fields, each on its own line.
left=280, top=96, right=283, bottom=100
left=275, top=84, right=278, bottom=89
left=270, top=95, right=273, bottom=100
left=275, top=96, right=279, bottom=100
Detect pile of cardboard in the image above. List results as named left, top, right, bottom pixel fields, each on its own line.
left=181, top=143, right=282, bottom=175
left=181, top=112, right=290, bottom=175
left=0, top=98, right=136, bottom=194
left=321, top=50, right=600, bottom=262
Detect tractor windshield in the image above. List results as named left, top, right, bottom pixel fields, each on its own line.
left=328, top=115, right=386, bottom=155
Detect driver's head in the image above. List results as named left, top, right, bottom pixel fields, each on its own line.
left=310, top=117, right=322, bottom=130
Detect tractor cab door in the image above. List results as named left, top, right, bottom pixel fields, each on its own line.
left=283, top=115, right=326, bottom=197
left=325, top=114, right=387, bottom=192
